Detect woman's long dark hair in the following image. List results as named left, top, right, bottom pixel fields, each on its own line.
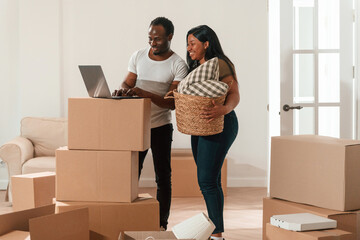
left=186, top=25, right=234, bottom=72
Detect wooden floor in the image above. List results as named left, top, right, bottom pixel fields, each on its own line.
left=0, top=187, right=267, bottom=240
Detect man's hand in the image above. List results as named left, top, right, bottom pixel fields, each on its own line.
left=113, top=87, right=148, bottom=97
left=112, top=88, right=129, bottom=96
left=126, top=87, right=146, bottom=97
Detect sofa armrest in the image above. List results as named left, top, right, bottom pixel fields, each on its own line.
left=0, top=136, right=34, bottom=202
left=0, top=136, right=34, bottom=180
left=0, top=136, right=34, bottom=169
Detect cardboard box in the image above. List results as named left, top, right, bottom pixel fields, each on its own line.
left=55, top=194, right=159, bottom=240
left=56, top=148, right=138, bottom=202
left=0, top=204, right=89, bottom=240
left=68, top=98, right=151, bottom=151
left=12, top=172, right=55, bottom=211
left=0, top=231, right=30, bottom=240
left=119, top=231, right=193, bottom=240
left=266, top=223, right=352, bottom=240
left=270, top=135, right=360, bottom=211
left=263, top=198, right=360, bottom=240
left=171, top=149, right=227, bottom=197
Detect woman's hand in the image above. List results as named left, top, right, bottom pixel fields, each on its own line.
left=200, top=100, right=228, bottom=122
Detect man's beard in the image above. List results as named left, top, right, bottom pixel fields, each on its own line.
left=152, top=46, right=169, bottom=56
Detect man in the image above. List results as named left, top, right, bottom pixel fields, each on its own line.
left=113, top=17, right=188, bottom=230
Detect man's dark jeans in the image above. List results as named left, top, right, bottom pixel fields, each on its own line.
left=139, top=123, right=173, bottom=229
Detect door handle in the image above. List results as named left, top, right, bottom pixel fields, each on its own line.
left=283, top=104, right=303, bottom=112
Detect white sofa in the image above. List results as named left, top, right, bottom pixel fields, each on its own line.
left=0, top=117, right=67, bottom=201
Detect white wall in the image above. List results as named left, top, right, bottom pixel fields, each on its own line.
left=0, top=0, right=19, bottom=189
left=18, top=0, right=62, bottom=118
left=357, top=0, right=360, bottom=139
left=0, top=0, right=269, bottom=187
left=0, top=0, right=20, bottom=146
left=0, top=0, right=62, bottom=145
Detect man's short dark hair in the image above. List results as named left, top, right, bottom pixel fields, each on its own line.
left=150, top=17, right=174, bottom=36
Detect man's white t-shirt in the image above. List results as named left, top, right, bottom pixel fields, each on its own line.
left=128, top=47, right=188, bottom=128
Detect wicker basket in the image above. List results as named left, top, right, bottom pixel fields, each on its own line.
left=166, top=90, right=226, bottom=136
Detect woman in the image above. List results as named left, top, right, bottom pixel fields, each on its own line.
left=186, top=25, right=240, bottom=240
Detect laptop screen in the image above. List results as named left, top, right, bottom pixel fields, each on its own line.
left=79, top=65, right=113, bottom=98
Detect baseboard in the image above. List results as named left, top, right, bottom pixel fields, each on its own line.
left=139, top=177, right=267, bottom=188
left=228, top=177, right=267, bottom=187
left=0, top=180, right=8, bottom=190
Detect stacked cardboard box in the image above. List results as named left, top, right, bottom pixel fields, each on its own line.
left=263, top=197, right=358, bottom=240
left=55, top=98, right=159, bottom=240
left=264, top=135, right=360, bottom=240
left=171, top=148, right=227, bottom=197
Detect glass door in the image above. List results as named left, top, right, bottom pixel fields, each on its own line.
left=280, top=0, right=354, bottom=138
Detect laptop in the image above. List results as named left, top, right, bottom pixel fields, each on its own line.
left=78, top=65, right=142, bottom=99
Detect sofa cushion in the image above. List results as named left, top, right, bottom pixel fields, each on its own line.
left=22, top=156, right=56, bottom=174
left=21, top=117, right=68, bottom=157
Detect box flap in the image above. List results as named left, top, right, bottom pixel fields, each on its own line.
left=136, top=193, right=153, bottom=201
left=120, top=231, right=195, bottom=240
left=55, top=193, right=156, bottom=208
left=272, top=135, right=360, bottom=147
left=12, top=172, right=55, bottom=179
left=121, top=231, right=176, bottom=239
left=265, top=198, right=354, bottom=217
left=0, top=204, right=55, bottom=236
left=266, top=223, right=352, bottom=239
left=29, top=208, right=89, bottom=240
left=0, top=230, right=30, bottom=240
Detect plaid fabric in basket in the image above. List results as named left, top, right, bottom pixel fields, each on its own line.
left=178, top=57, right=228, bottom=97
